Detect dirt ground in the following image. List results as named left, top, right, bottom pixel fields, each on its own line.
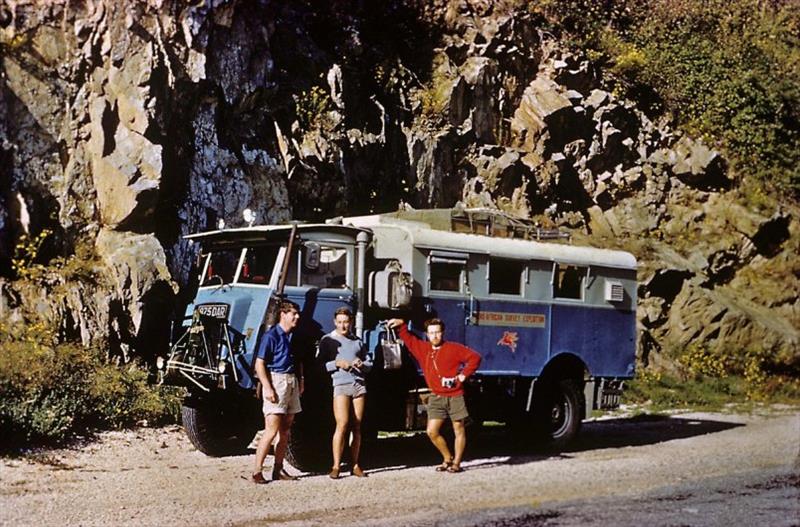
left=1, top=406, right=798, bottom=526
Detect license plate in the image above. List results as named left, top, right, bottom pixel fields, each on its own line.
left=195, top=303, right=230, bottom=320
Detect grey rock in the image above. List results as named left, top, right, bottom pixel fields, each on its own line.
left=670, top=137, right=729, bottom=190
left=0, top=2, right=794, bottom=370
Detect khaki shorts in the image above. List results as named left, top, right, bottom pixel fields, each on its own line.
left=262, top=372, right=302, bottom=415
left=333, top=382, right=367, bottom=399
left=426, top=394, right=468, bottom=421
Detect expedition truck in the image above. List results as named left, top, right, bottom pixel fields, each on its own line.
left=157, top=208, right=637, bottom=470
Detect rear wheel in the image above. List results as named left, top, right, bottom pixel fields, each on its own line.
left=182, top=394, right=260, bottom=456
left=532, top=378, right=582, bottom=450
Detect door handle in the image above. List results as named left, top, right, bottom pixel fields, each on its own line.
left=464, top=294, right=476, bottom=326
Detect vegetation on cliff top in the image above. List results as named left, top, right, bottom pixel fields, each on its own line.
left=532, top=0, right=800, bottom=197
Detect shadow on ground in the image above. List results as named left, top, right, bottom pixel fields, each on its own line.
left=347, top=414, right=745, bottom=474
left=564, top=414, right=743, bottom=452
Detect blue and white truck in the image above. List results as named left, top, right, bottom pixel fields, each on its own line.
left=158, top=208, right=637, bottom=469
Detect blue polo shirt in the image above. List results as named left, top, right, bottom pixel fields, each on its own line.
left=256, top=324, right=295, bottom=374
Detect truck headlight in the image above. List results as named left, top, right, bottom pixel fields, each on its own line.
left=218, top=361, right=227, bottom=374
left=156, top=356, right=165, bottom=370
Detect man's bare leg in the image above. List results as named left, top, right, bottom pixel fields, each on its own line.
left=426, top=418, right=453, bottom=464
left=254, top=413, right=281, bottom=475
left=331, top=395, right=351, bottom=471
left=272, top=413, right=295, bottom=472
left=452, top=419, right=466, bottom=467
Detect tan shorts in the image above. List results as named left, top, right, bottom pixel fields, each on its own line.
left=426, top=394, right=468, bottom=421
left=262, top=372, right=302, bottom=415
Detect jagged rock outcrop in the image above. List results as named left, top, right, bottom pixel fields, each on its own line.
left=0, top=1, right=298, bottom=355
left=0, top=1, right=797, bottom=372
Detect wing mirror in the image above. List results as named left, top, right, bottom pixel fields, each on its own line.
left=303, top=241, right=320, bottom=270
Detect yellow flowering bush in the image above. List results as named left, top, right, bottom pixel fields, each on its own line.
left=11, top=229, right=51, bottom=280
left=679, top=343, right=728, bottom=379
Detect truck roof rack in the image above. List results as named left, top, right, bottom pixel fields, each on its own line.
left=382, top=207, right=571, bottom=242
left=450, top=208, right=570, bottom=241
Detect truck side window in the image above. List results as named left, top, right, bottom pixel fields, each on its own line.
left=301, top=245, right=349, bottom=288
left=553, top=263, right=585, bottom=300
left=429, top=261, right=463, bottom=292
left=238, top=246, right=280, bottom=285
left=489, top=258, right=524, bottom=295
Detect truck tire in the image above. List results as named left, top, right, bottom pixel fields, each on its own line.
left=182, top=397, right=259, bottom=456
left=532, top=378, right=582, bottom=450
left=285, top=411, right=332, bottom=472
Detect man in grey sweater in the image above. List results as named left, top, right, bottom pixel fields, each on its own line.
left=318, top=307, right=372, bottom=479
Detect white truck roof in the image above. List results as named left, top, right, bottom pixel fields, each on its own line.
left=343, top=211, right=637, bottom=270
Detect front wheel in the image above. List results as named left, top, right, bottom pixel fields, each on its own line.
left=532, top=378, right=582, bottom=450
left=182, top=395, right=260, bottom=456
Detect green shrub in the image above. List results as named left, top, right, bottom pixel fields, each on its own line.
left=414, top=53, right=457, bottom=124
left=0, top=322, right=182, bottom=449
left=418, top=81, right=452, bottom=120
left=624, top=368, right=749, bottom=411
left=90, top=361, right=182, bottom=428
left=632, top=1, right=799, bottom=192
left=627, top=345, right=800, bottom=411
left=50, top=240, right=101, bottom=282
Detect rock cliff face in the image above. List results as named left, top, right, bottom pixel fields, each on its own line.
left=1, top=1, right=797, bottom=371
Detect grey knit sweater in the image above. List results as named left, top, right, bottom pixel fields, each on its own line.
left=320, top=331, right=372, bottom=386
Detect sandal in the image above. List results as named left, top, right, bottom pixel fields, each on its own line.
left=435, top=460, right=453, bottom=472
left=447, top=464, right=463, bottom=473
left=251, top=472, right=269, bottom=484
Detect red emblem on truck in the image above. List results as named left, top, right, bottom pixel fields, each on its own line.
left=497, top=331, right=518, bottom=352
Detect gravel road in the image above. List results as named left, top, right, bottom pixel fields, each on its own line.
left=1, top=407, right=798, bottom=527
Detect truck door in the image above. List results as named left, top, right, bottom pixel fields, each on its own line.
left=282, top=242, right=357, bottom=335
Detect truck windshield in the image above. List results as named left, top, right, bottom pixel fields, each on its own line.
left=201, top=249, right=241, bottom=286
left=238, top=246, right=281, bottom=285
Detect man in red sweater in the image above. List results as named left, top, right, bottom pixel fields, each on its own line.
left=387, top=317, right=481, bottom=473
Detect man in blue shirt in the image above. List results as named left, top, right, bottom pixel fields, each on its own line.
left=252, top=300, right=304, bottom=483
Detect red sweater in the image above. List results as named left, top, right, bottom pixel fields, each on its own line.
left=397, top=324, right=481, bottom=397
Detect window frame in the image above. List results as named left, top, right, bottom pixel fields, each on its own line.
left=550, top=262, right=588, bottom=301
left=198, top=248, right=244, bottom=287
left=236, top=245, right=283, bottom=287
left=427, top=251, right=468, bottom=295
left=488, top=257, right=526, bottom=297
left=284, top=241, right=354, bottom=289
